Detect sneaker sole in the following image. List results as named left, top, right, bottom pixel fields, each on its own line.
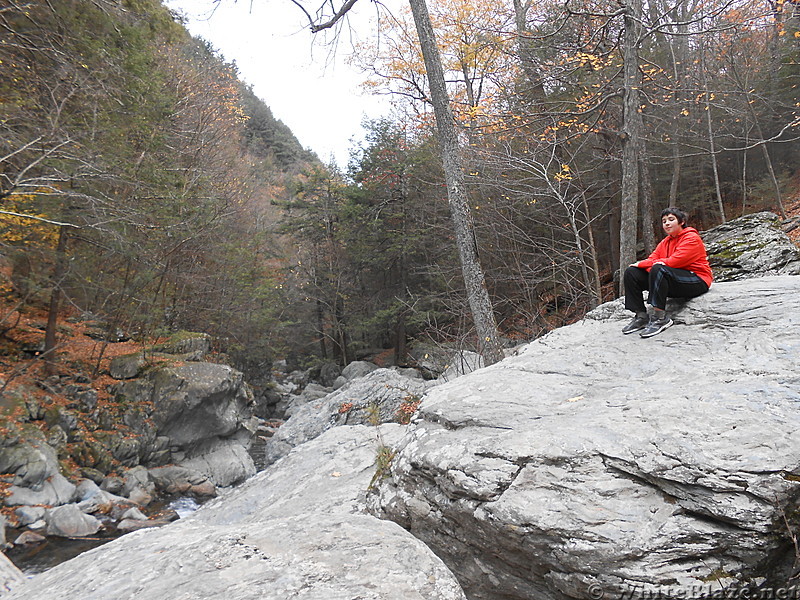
left=622, top=326, right=645, bottom=335
left=640, top=319, right=673, bottom=338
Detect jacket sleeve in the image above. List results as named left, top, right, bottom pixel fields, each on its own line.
left=658, top=232, right=705, bottom=270
left=635, top=239, right=667, bottom=269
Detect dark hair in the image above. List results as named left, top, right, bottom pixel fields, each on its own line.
left=661, top=207, right=688, bottom=226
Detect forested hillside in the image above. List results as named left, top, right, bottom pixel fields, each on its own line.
left=0, top=0, right=314, bottom=377
left=0, top=0, right=798, bottom=384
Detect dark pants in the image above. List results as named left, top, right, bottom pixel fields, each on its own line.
left=624, top=264, right=709, bottom=313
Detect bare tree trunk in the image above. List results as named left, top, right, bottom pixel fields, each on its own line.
left=316, top=297, right=328, bottom=359
left=741, top=125, right=749, bottom=216
left=701, top=44, right=726, bottom=223
left=618, top=0, right=642, bottom=294
left=408, top=0, right=503, bottom=366
left=637, top=134, right=656, bottom=252
left=581, top=192, right=603, bottom=306
left=667, top=0, right=689, bottom=207
left=43, top=225, right=68, bottom=376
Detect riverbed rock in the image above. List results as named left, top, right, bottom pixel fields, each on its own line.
left=264, top=368, right=429, bottom=467
left=147, top=465, right=216, bottom=497
left=703, top=211, right=800, bottom=281
left=13, top=507, right=44, bottom=527
left=180, top=437, right=256, bottom=488
left=6, top=425, right=467, bottom=600
left=44, top=504, right=102, bottom=538
left=13, top=531, right=45, bottom=546
left=371, top=275, right=800, bottom=600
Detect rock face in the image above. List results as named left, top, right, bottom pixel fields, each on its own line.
left=703, top=211, right=800, bottom=281
left=372, top=275, right=800, bottom=600
left=0, top=430, right=76, bottom=507
left=264, top=368, right=430, bottom=467
left=115, top=362, right=256, bottom=487
left=6, top=425, right=467, bottom=600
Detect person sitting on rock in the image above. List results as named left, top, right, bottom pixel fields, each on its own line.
left=622, top=207, right=713, bottom=338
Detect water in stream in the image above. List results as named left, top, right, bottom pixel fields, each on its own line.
left=6, top=496, right=202, bottom=575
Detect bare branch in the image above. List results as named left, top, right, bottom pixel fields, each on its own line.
left=0, top=210, right=81, bottom=228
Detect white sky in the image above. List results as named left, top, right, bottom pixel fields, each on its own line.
left=164, top=0, right=400, bottom=169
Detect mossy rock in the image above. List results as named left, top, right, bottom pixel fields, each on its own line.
left=702, top=212, right=800, bottom=281
left=109, top=352, right=147, bottom=380
left=149, top=331, right=211, bottom=357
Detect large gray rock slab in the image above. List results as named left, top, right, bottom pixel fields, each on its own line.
left=703, top=211, right=800, bottom=281
left=264, top=368, right=429, bottom=467
left=373, top=276, right=800, bottom=600
left=7, top=425, right=466, bottom=600
left=0, top=553, right=23, bottom=593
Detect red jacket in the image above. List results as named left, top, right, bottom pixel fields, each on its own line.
left=635, top=227, right=713, bottom=287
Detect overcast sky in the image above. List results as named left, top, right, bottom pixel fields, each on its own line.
left=164, top=0, right=399, bottom=168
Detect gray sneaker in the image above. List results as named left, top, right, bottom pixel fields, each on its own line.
left=622, top=313, right=649, bottom=334
left=640, top=315, right=673, bottom=338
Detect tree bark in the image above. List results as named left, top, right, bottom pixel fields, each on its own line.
left=637, top=130, right=656, bottom=252
left=43, top=225, right=68, bottom=376
left=700, top=43, right=726, bottom=224
left=618, top=0, right=642, bottom=294
left=408, top=0, right=503, bottom=365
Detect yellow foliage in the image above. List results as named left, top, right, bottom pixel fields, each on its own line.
left=0, top=192, right=59, bottom=247
left=553, top=164, right=572, bottom=182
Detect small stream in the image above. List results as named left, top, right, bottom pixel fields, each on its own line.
left=6, top=497, right=202, bottom=576
left=6, top=427, right=267, bottom=576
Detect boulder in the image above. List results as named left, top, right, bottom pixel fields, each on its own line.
left=44, top=504, right=102, bottom=537
left=113, top=362, right=256, bottom=488
left=14, top=507, right=44, bottom=527
left=108, top=352, right=146, bottom=380
left=264, top=368, right=429, bottom=467
left=703, top=211, right=800, bottom=281
left=76, top=489, right=133, bottom=516
left=149, top=331, right=211, bottom=357
left=14, top=531, right=45, bottom=546
left=115, top=519, right=163, bottom=532
left=1, top=432, right=76, bottom=506
left=317, top=361, right=341, bottom=387
left=147, top=465, right=216, bottom=497
left=341, top=360, right=379, bottom=380
left=180, top=438, right=256, bottom=488
left=371, top=275, right=800, bottom=600
left=6, top=425, right=467, bottom=600
left=120, top=507, right=147, bottom=521
left=147, top=363, right=253, bottom=447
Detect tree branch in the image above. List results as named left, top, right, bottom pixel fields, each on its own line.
left=0, top=210, right=81, bottom=228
